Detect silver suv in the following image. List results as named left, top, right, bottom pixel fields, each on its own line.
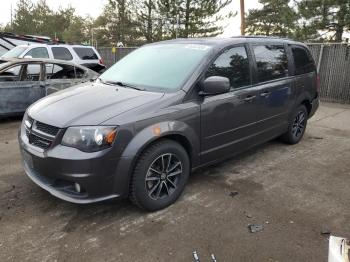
left=1, top=44, right=106, bottom=73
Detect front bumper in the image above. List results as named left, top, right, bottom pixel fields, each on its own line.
left=19, top=130, right=133, bottom=204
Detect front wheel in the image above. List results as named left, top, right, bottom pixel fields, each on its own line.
left=129, top=139, right=190, bottom=211
left=280, top=105, right=308, bottom=144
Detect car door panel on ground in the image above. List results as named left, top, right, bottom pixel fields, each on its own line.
left=0, top=63, right=44, bottom=115
left=250, top=44, right=294, bottom=133
left=200, top=45, right=265, bottom=164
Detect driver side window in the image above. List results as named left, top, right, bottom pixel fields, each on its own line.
left=206, top=46, right=251, bottom=89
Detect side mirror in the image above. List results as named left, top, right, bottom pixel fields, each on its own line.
left=200, top=76, right=231, bottom=96
left=24, top=55, right=33, bottom=59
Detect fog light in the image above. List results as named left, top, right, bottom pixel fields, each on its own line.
left=74, top=183, right=81, bottom=193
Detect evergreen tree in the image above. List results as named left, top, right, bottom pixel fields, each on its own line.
left=157, top=0, right=233, bottom=39
left=62, top=16, right=90, bottom=43
left=180, top=0, right=233, bottom=38
left=94, top=0, right=140, bottom=46
left=297, top=0, right=350, bottom=42
left=12, top=0, right=36, bottom=35
left=137, top=0, right=162, bottom=43
left=245, top=0, right=298, bottom=37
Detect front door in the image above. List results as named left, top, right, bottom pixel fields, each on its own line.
left=0, top=63, right=44, bottom=115
left=200, top=45, right=263, bottom=164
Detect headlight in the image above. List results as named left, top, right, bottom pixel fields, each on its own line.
left=62, top=126, right=117, bottom=152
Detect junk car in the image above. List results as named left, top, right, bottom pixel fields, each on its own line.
left=0, top=58, right=99, bottom=117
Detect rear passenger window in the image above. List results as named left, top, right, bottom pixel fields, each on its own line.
left=253, top=45, right=288, bottom=82
left=291, top=46, right=316, bottom=75
left=75, top=67, right=86, bottom=79
left=52, top=47, right=73, bottom=61
left=46, top=64, right=76, bottom=79
left=73, top=48, right=98, bottom=60
left=206, top=46, right=250, bottom=89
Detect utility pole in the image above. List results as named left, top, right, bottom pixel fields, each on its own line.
left=240, top=0, right=245, bottom=35
left=11, top=4, right=13, bottom=31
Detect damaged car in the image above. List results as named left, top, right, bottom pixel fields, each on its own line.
left=0, top=58, right=99, bottom=117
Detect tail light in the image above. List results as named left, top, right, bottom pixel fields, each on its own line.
left=99, top=58, right=104, bottom=65
left=316, top=74, right=320, bottom=93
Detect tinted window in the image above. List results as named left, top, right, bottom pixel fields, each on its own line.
left=73, top=48, right=98, bottom=60
left=253, top=45, right=288, bottom=82
left=52, top=47, right=73, bottom=61
left=206, top=46, right=250, bottom=89
left=292, top=46, right=316, bottom=75
left=46, top=63, right=76, bottom=79
left=26, top=47, right=49, bottom=58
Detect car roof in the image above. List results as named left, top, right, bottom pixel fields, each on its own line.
left=16, top=44, right=96, bottom=49
left=0, top=57, right=87, bottom=68
left=150, top=36, right=308, bottom=48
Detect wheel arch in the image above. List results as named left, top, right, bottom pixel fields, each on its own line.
left=120, top=120, right=200, bottom=183
left=294, top=92, right=312, bottom=117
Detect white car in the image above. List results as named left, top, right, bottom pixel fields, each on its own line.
left=1, top=44, right=106, bottom=73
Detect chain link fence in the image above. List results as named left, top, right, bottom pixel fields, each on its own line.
left=308, top=44, right=350, bottom=104
left=98, top=47, right=137, bottom=68
left=99, top=43, right=350, bottom=104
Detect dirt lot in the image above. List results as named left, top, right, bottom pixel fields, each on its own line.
left=0, top=102, right=349, bottom=262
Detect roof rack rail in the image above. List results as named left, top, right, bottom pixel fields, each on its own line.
left=231, top=35, right=295, bottom=41
left=0, top=32, right=68, bottom=45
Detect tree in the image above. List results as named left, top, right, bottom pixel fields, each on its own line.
left=62, top=16, right=89, bottom=43
left=297, top=0, right=350, bottom=42
left=137, top=0, right=162, bottom=43
left=245, top=0, right=298, bottom=37
left=94, top=0, right=140, bottom=46
left=12, top=0, right=36, bottom=35
left=157, top=0, right=234, bottom=39
left=180, top=0, right=233, bottom=38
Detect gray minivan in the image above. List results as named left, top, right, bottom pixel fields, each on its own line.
left=19, top=37, right=319, bottom=211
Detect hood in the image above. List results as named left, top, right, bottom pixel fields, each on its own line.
left=28, top=82, right=164, bottom=128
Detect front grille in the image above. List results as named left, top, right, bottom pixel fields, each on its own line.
left=30, top=133, right=52, bottom=149
left=24, top=116, right=60, bottom=150
left=35, top=121, right=59, bottom=136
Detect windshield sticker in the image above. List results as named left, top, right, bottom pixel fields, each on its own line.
left=185, top=44, right=211, bottom=51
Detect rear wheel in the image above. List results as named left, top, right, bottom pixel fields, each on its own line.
left=280, top=105, right=308, bottom=144
left=130, top=139, right=190, bottom=211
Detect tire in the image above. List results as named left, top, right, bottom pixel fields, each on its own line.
left=280, top=104, right=308, bottom=145
left=129, top=139, right=190, bottom=211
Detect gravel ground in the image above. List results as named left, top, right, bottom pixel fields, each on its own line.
left=0, top=102, right=349, bottom=262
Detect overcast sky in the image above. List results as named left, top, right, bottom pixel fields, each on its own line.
left=0, top=0, right=261, bottom=37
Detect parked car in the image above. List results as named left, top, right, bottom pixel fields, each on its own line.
left=1, top=44, right=106, bottom=73
left=0, top=58, right=99, bottom=117
left=19, top=37, right=319, bottom=211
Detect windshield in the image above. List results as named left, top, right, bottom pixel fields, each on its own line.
left=1, top=46, right=28, bottom=58
left=99, top=44, right=212, bottom=92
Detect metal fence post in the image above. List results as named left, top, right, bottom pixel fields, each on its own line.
left=317, top=44, right=324, bottom=73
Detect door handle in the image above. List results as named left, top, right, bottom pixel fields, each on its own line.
left=243, top=95, right=256, bottom=102
left=260, top=91, right=271, bottom=97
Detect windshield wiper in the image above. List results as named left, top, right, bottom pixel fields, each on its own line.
left=99, top=78, right=145, bottom=91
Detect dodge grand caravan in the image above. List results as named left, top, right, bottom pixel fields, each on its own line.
left=19, top=37, right=319, bottom=211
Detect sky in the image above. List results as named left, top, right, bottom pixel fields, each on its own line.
left=0, top=0, right=261, bottom=37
